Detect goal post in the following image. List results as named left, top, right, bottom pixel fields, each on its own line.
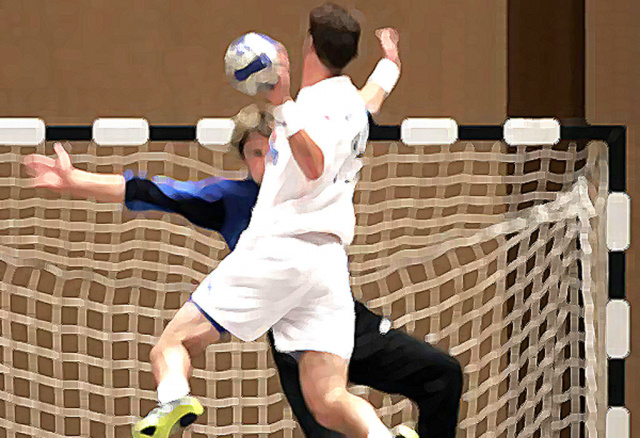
left=0, top=119, right=627, bottom=438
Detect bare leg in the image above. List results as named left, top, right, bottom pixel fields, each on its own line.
left=149, top=301, right=221, bottom=402
left=132, top=302, right=221, bottom=436
left=299, top=351, right=390, bottom=438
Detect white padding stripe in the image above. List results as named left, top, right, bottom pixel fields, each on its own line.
left=93, top=118, right=149, bottom=146
left=197, top=118, right=235, bottom=146
left=0, top=118, right=45, bottom=145
left=607, top=192, right=631, bottom=251
left=401, top=118, right=458, bottom=146
left=504, top=118, right=560, bottom=145
left=606, top=300, right=630, bottom=359
left=606, top=407, right=630, bottom=438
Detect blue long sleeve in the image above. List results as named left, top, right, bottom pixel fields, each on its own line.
left=123, top=171, right=260, bottom=250
left=124, top=172, right=226, bottom=231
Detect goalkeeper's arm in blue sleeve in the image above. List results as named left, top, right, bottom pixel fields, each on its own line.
left=123, top=171, right=225, bottom=232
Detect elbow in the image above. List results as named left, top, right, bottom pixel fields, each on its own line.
left=309, top=156, right=324, bottom=180
left=301, top=154, right=324, bottom=180
left=365, top=99, right=382, bottom=115
left=304, top=164, right=323, bottom=180
left=292, top=135, right=325, bottom=180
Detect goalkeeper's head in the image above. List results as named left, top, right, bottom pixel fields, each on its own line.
left=230, top=104, right=274, bottom=185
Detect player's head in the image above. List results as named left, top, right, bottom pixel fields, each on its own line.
left=230, top=104, right=273, bottom=185
left=304, top=2, right=361, bottom=75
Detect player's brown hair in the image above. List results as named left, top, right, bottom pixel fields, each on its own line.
left=230, top=104, right=274, bottom=158
left=309, top=2, right=361, bottom=72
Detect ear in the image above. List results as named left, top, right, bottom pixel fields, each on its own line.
left=303, top=34, right=314, bottom=54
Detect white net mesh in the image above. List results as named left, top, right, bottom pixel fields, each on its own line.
left=0, top=138, right=608, bottom=438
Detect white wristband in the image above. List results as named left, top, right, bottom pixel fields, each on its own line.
left=368, top=58, right=400, bottom=94
left=274, top=100, right=304, bottom=138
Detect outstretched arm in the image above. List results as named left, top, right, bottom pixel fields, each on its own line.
left=23, top=143, right=226, bottom=231
left=359, top=28, right=401, bottom=115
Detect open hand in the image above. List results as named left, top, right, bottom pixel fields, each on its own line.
left=23, top=142, right=76, bottom=192
left=375, top=28, right=400, bottom=67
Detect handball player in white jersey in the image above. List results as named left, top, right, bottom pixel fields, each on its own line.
left=23, top=13, right=440, bottom=437
left=189, top=4, right=400, bottom=438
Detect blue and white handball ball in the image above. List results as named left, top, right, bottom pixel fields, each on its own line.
left=225, top=32, right=281, bottom=96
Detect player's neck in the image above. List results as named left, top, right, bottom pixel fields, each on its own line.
left=301, top=56, right=339, bottom=89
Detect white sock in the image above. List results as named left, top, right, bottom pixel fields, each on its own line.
left=157, top=373, right=190, bottom=404
left=367, top=422, right=393, bottom=438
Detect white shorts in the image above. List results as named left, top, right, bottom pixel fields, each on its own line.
left=190, top=233, right=355, bottom=360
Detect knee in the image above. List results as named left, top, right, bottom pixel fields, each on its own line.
left=429, top=355, right=463, bottom=401
left=150, top=333, right=182, bottom=362
left=447, top=357, right=463, bottom=396
left=417, top=354, right=463, bottom=400
left=150, top=342, right=165, bottom=364
left=305, top=388, right=345, bottom=430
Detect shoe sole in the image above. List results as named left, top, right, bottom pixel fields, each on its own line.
left=133, top=398, right=204, bottom=438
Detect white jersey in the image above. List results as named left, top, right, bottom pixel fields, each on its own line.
left=247, top=76, right=368, bottom=246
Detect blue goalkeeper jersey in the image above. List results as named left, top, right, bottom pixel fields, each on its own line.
left=123, top=170, right=259, bottom=251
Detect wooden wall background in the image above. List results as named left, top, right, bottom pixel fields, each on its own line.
left=1, top=0, right=637, bottom=435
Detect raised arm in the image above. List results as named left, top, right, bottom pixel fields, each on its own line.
left=264, top=46, right=325, bottom=181
left=262, top=30, right=400, bottom=181
left=23, top=143, right=125, bottom=202
left=359, top=28, right=401, bottom=114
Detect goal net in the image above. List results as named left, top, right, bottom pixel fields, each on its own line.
left=0, top=136, right=608, bottom=438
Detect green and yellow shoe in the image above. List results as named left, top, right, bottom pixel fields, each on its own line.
left=132, top=396, right=204, bottom=438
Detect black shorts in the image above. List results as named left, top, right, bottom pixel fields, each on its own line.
left=268, top=301, right=463, bottom=438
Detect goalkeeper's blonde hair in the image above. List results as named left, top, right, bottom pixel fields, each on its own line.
left=230, top=104, right=274, bottom=157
